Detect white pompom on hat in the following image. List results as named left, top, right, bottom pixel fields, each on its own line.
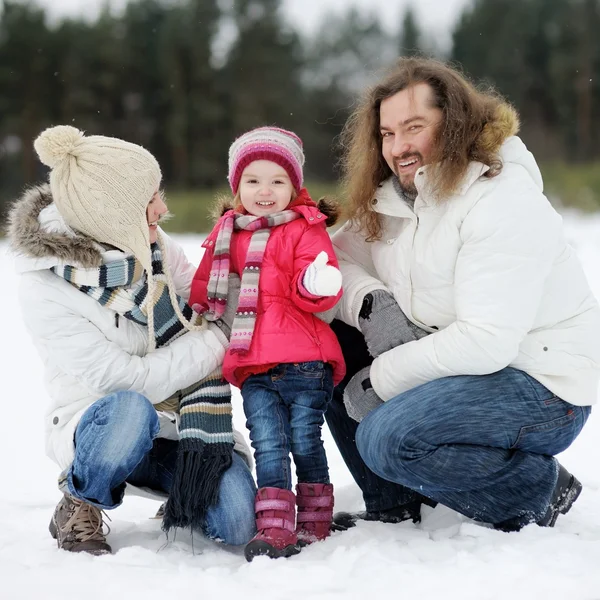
left=34, top=125, right=162, bottom=274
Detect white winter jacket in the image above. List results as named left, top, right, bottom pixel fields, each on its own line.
left=333, top=137, right=600, bottom=406
left=9, top=185, right=252, bottom=470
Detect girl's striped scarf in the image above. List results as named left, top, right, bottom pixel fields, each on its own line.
left=205, top=209, right=300, bottom=353
left=51, top=242, right=234, bottom=533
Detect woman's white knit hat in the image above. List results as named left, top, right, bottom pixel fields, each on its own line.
left=34, top=125, right=161, bottom=273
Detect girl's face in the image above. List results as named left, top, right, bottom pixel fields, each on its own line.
left=239, top=160, right=294, bottom=216
left=146, top=190, right=168, bottom=243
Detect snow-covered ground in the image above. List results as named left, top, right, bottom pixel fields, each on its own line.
left=2, top=216, right=600, bottom=600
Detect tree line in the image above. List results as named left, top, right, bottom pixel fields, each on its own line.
left=1, top=0, right=599, bottom=213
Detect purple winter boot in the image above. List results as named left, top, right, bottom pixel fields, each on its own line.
left=244, top=487, right=301, bottom=562
left=296, top=483, right=334, bottom=545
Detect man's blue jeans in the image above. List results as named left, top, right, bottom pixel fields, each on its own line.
left=326, top=320, right=424, bottom=512
left=356, top=368, right=590, bottom=526
left=242, top=361, right=334, bottom=490
left=64, top=391, right=256, bottom=546
left=326, top=320, right=591, bottom=526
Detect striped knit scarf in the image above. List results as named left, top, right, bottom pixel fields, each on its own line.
left=52, top=242, right=234, bottom=533
left=205, top=209, right=300, bottom=353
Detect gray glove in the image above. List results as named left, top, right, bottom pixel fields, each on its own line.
left=343, top=366, right=384, bottom=423
left=359, top=289, right=428, bottom=358
left=213, top=273, right=241, bottom=340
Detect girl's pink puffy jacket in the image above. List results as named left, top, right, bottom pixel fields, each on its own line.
left=190, top=189, right=346, bottom=388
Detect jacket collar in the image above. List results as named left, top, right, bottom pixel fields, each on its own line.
left=372, top=179, right=416, bottom=219
left=415, top=161, right=491, bottom=198
left=373, top=157, right=491, bottom=218
left=7, top=184, right=128, bottom=272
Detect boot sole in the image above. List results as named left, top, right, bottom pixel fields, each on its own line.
left=244, top=539, right=301, bottom=562
left=49, top=518, right=58, bottom=539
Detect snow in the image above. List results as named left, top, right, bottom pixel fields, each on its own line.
left=2, top=216, right=600, bottom=600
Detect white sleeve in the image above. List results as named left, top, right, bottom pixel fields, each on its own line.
left=370, top=183, right=563, bottom=401
left=160, top=230, right=197, bottom=301
left=20, top=280, right=226, bottom=405
left=331, top=222, right=388, bottom=328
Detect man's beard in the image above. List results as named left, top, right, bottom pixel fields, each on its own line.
left=394, top=152, right=421, bottom=201
left=396, top=177, right=418, bottom=201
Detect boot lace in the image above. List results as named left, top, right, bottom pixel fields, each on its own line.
left=62, top=498, right=111, bottom=543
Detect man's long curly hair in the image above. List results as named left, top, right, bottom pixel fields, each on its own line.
left=340, top=57, right=519, bottom=241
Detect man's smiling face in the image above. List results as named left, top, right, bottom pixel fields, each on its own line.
left=379, top=82, right=442, bottom=199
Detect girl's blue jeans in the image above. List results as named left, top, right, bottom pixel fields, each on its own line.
left=241, top=361, right=334, bottom=490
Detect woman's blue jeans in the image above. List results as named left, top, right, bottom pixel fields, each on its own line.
left=64, top=391, right=256, bottom=545
left=326, top=320, right=591, bottom=526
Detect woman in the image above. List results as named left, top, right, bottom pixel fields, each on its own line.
left=8, top=125, right=256, bottom=555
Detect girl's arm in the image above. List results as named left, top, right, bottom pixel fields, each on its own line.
left=291, top=225, right=343, bottom=313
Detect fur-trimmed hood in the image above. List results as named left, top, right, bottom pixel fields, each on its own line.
left=478, top=104, right=543, bottom=189
left=7, top=184, right=108, bottom=272
left=210, top=188, right=341, bottom=228
left=479, top=103, right=520, bottom=156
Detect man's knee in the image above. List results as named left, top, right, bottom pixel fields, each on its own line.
left=355, top=403, right=427, bottom=475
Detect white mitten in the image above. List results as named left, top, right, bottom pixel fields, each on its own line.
left=302, top=251, right=342, bottom=297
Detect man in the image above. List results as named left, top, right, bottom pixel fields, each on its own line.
left=326, top=57, right=600, bottom=532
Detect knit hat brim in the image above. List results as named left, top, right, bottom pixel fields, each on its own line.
left=228, top=126, right=305, bottom=194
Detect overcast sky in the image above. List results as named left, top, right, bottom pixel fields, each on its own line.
left=18, top=0, right=473, bottom=49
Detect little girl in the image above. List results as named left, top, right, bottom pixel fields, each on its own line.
left=190, top=126, right=346, bottom=561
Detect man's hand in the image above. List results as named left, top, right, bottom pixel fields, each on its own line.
left=343, top=366, right=384, bottom=423
left=358, top=289, right=428, bottom=358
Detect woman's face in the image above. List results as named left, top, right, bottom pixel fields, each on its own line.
left=147, top=191, right=168, bottom=244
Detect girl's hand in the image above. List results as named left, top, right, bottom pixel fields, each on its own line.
left=302, top=251, right=342, bottom=297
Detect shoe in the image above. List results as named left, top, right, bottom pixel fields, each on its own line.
left=537, top=465, right=582, bottom=527
left=331, top=500, right=423, bottom=532
left=296, top=483, right=334, bottom=545
left=48, top=494, right=112, bottom=555
left=244, top=488, right=301, bottom=562
left=495, top=465, right=583, bottom=532
left=153, top=502, right=165, bottom=519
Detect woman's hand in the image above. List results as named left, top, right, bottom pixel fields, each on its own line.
left=208, top=274, right=241, bottom=341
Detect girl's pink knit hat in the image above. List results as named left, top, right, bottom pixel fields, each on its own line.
left=228, top=126, right=305, bottom=194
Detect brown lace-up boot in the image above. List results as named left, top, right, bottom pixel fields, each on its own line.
left=48, top=494, right=112, bottom=555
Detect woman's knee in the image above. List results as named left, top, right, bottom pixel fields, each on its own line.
left=203, top=453, right=257, bottom=545
left=86, top=391, right=159, bottom=446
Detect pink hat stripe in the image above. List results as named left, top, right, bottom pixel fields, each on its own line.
left=228, top=126, right=305, bottom=194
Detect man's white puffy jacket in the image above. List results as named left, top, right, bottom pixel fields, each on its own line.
left=10, top=185, right=251, bottom=471
left=333, top=137, right=600, bottom=406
